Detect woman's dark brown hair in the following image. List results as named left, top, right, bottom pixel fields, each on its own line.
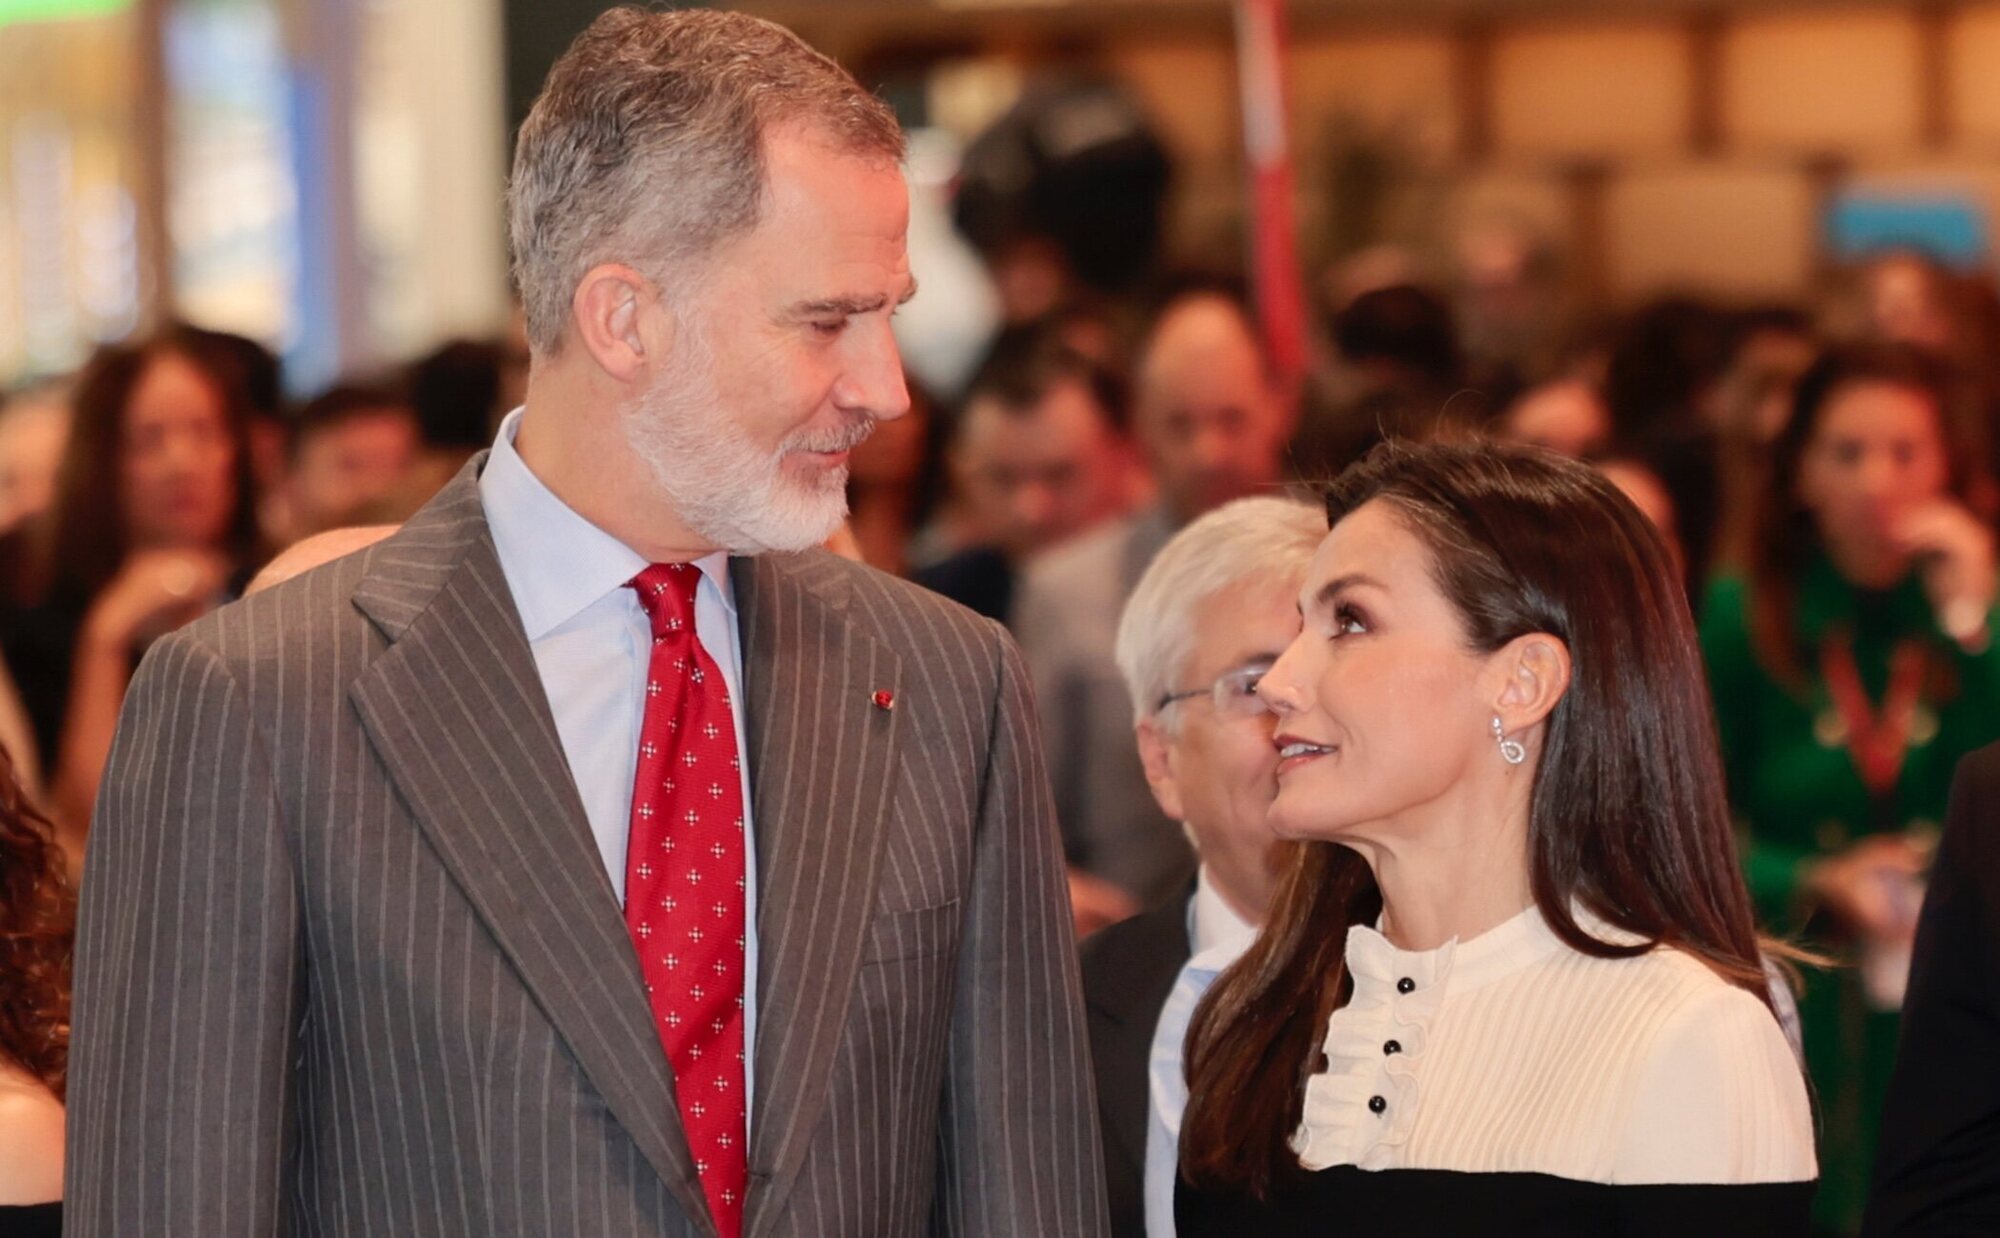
left=36, top=326, right=262, bottom=604
left=1748, top=341, right=1985, bottom=685
left=0, top=744, right=74, bottom=1098
left=1179, top=439, right=1774, bottom=1197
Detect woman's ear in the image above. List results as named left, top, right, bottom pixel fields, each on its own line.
left=1489, top=633, right=1572, bottom=735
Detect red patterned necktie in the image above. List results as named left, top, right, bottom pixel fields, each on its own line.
left=625, top=562, right=747, bottom=1238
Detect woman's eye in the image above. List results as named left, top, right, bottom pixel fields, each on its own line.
left=1331, top=604, right=1368, bottom=638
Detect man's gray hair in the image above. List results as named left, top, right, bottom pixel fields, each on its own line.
left=507, top=7, right=906, bottom=355
left=1113, top=495, right=1326, bottom=730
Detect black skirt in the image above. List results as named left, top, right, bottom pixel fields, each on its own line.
left=0, top=1202, right=60, bottom=1238
left=1177, top=1165, right=1814, bottom=1237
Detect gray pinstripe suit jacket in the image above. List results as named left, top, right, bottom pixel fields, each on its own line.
left=65, top=460, right=1109, bottom=1237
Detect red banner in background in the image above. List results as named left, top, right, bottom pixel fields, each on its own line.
left=1235, top=0, right=1308, bottom=393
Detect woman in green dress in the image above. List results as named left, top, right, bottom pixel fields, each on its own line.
left=1700, top=342, right=2000, bottom=1234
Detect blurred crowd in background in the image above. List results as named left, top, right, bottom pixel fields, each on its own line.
left=9, top=5, right=2000, bottom=1234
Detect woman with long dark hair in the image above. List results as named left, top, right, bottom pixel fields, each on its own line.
left=0, top=741, right=73, bottom=1236
left=0, top=328, right=262, bottom=842
left=1700, top=341, right=2000, bottom=1232
left=1174, top=441, right=1815, bottom=1235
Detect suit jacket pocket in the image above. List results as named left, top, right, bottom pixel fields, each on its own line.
left=859, top=899, right=962, bottom=968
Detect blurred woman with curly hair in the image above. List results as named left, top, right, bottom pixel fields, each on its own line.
left=0, top=741, right=72, bottom=1236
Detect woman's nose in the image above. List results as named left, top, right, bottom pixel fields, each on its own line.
left=1257, top=635, right=1308, bottom=715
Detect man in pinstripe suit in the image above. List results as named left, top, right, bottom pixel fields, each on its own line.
left=65, top=10, right=1107, bottom=1236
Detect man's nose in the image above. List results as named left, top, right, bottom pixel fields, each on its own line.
left=834, top=324, right=910, bottom=422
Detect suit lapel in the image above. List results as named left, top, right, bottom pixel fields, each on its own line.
left=732, top=554, right=905, bottom=1238
left=1085, top=899, right=1193, bottom=1177
left=347, top=468, right=715, bottom=1234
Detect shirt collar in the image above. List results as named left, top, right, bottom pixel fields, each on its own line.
left=1188, top=865, right=1258, bottom=971
left=1344, top=899, right=1643, bottom=997
left=481, top=407, right=736, bottom=640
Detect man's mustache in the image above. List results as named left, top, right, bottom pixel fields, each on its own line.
left=783, top=416, right=876, bottom=455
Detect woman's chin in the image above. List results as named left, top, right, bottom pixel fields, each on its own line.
left=1267, top=795, right=1353, bottom=843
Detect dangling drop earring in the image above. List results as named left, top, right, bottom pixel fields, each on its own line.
left=1492, top=716, right=1526, bottom=765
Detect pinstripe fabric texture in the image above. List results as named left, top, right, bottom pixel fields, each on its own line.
left=65, top=458, right=1110, bottom=1237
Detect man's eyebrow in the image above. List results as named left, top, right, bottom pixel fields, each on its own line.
left=792, top=279, right=919, bottom=318
left=1231, top=651, right=1284, bottom=670
left=793, top=295, right=884, bottom=317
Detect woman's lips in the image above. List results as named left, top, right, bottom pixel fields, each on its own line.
left=1274, top=738, right=1336, bottom=777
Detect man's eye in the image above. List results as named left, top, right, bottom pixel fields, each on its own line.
left=811, top=319, right=846, bottom=338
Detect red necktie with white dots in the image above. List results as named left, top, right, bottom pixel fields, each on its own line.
left=625, top=562, right=747, bottom=1238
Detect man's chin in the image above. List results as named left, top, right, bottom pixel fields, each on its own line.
left=704, top=492, right=849, bottom=556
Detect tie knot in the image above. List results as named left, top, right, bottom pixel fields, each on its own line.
left=629, top=563, right=701, bottom=641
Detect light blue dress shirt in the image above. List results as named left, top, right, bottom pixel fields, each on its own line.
left=1144, top=869, right=1255, bottom=1238
left=479, top=408, right=760, bottom=1123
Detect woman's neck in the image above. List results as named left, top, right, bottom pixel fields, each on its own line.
left=1821, top=536, right=1911, bottom=592
left=1365, top=786, right=1536, bottom=953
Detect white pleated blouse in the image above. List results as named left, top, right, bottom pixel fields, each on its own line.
left=1291, top=903, right=1817, bottom=1187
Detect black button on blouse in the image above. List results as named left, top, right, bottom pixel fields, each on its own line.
left=1383, top=1040, right=1402, bottom=1055
left=1396, top=977, right=1416, bottom=994
left=1368, top=1095, right=1388, bottom=1115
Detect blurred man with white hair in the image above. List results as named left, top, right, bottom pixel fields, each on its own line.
left=1016, top=284, right=1295, bottom=930
left=1078, top=495, right=1324, bottom=1238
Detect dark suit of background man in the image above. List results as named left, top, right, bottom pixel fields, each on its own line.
left=1866, top=744, right=2000, bottom=1236
left=64, top=9, right=1106, bottom=1236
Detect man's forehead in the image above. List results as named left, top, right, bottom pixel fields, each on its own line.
left=762, top=130, right=907, bottom=216
left=718, top=127, right=912, bottom=316
left=1195, top=573, right=1301, bottom=655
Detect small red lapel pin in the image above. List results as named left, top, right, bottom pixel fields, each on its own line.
left=872, top=689, right=896, bottom=711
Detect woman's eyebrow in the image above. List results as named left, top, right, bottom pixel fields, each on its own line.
left=1302, top=572, right=1384, bottom=615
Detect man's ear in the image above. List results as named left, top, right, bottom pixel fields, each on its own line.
left=569, top=263, right=670, bottom=385
left=1489, top=632, right=1572, bottom=738
left=1135, top=717, right=1186, bottom=823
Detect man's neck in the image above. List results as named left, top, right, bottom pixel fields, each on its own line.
left=514, top=381, right=719, bottom=564
left=1193, top=864, right=1262, bottom=957
left=1201, top=861, right=1268, bottom=930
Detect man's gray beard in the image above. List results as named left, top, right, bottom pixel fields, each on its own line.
left=620, top=349, right=870, bottom=556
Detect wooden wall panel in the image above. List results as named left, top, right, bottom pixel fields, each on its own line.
left=1490, top=22, right=1690, bottom=158
left=1723, top=10, right=1924, bottom=152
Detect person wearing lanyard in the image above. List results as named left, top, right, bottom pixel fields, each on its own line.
left=1699, top=341, right=2000, bottom=1234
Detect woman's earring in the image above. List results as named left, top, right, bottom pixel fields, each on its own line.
left=1492, top=716, right=1526, bottom=766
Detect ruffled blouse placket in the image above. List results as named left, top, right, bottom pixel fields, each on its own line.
left=1292, top=926, right=1454, bottom=1171
left=1292, top=904, right=1582, bottom=1172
